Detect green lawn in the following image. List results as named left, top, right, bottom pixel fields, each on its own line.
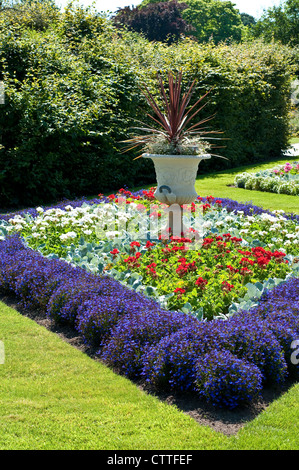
left=0, top=302, right=225, bottom=450
left=1, top=301, right=299, bottom=450
left=0, top=152, right=299, bottom=450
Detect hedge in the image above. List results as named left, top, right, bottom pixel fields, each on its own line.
left=0, top=3, right=298, bottom=208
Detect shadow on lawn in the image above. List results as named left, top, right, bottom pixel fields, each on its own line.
left=0, top=293, right=294, bottom=437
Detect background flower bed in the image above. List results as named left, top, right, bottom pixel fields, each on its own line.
left=234, top=161, right=299, bottom=196
left=0, top=193, right=298, bottom=409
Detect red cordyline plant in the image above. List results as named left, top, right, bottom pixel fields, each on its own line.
left=122, top=70, right=225, bottom=159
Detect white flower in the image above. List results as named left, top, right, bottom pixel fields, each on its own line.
left=83, top=229, right=92, bottom=235
left=286, top=233, right=296, bottom=239
left=106, top=231, right=121, bottom=239
left=203, top=221, right=212, bottom=229
left=59, top=231, right=77, bottom=241
left=273, top=210, right=285, bottom=214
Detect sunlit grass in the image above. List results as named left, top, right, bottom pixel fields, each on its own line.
left=195, top=154, right=299, bottom=215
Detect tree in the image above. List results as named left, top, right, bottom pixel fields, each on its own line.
left=181, top=0, right=244, bottom=44
left=0, top=0, right=17, bottom=12
left=112, top=1, right=193, bottom=44
left=254, top=0, right=299, bottom=46
left=240, top=12, right=256, bottom=27
left=0, top=0, right=60, bottom=31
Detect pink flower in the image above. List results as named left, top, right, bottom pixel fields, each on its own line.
left=136, top=203, right=146, bottom=212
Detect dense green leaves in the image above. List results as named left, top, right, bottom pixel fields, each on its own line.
left=254, top=0, right=299, bottom=46
left=181, top=0, right=244, bottom=44
left=0, top=2, right=297, bottom=208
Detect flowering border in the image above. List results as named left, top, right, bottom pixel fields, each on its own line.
left=0, top=195, right=299, bottom=409
left=234, top=161, right=299, bottom=196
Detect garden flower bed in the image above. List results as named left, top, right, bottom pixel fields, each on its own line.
left=0, top=189, right=298, bottom=409
left=234, top=161, right=299, bottom=196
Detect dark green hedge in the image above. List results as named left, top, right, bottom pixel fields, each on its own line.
left=0, top=3, right=297, bottom=208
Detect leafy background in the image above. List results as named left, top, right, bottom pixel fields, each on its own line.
left=0, top=0, right=298, bottom=208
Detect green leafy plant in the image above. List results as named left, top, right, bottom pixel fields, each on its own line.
left=122, top=70, right=224, bottom=158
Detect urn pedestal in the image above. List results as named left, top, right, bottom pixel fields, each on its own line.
left=143, top=153, right=211, bottom=237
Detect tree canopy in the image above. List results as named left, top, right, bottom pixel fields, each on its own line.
left=254, top=0, right=299, bottom=46
left=113, top=1, right=192, bottom=44
left=180, top=0, right=244, bottom=44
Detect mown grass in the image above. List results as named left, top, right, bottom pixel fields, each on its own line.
left=1, top=301, right=299, bottom=450
left=0, top=302, right=224, bottom=450
left=0, top=151, right=299, bottom=450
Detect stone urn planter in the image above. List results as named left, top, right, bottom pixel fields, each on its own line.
left=143, top=153, right=211, bottom=205
left=121, top=71, right=223, bottom=236
left=143, top=153, right=211, bottom=237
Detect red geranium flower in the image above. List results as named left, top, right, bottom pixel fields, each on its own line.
left=174, top=287, right=186, bottom=295
left=130, top=241, right=141, bottom=252
left=195, top=277, right=208, bottom=288
left=145, top=240, right=155, bottom=249
left=221, top=281, right=234, bottom=292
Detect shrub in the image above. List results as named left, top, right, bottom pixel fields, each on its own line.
left=222, top=312, right=288, bottom=385
left=194, top=350, right=263, bottom=409
left=13, top=259, right=70, bottom=310
left=75, top=295, right=130, bottom=347
left=141, top=320, right=228, bottom=391
left=46, top=278, right=105, bottom=326
left=100, top=308, right=198, bottom=378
